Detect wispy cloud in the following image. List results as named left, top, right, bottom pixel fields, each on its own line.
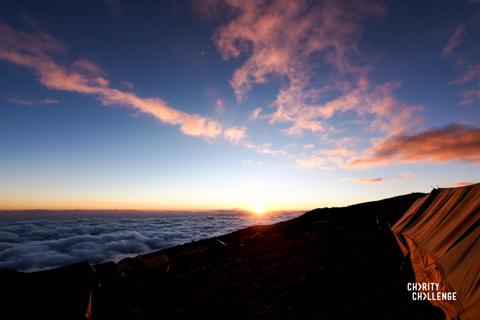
left=249, top=107, right=262, bottom=120
left=39, top=98, right=60, bottom=104
left=458, top=88, right=480, bottom=105
left=443, top=4, right=480, bottom=105
left=442, top=25, right=465, bottom=58
left=349, top=124, right=480, bottom=167
left=396, top=172, right=415, bottom=180
left=450, top=64, right=480, bottom=85
left=243, top=142, right=292, bottom=158
left=347, top=172, right=415, bottom=185
left=295, top=148, right=355, bottom=169
left=122, top=81, right=134, bottom=90
left=0, top=23, right=223, bottom=139
left=9, top=97, right=59, bottom=105
left=350, top=177, right=384, bottom=185
left=9, top=98, right=33, bottom=106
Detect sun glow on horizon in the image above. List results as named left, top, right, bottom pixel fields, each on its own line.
left=250, top=203, right=268, bottom=216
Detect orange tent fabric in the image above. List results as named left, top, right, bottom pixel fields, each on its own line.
left=392, top=183, right=480, bottom=320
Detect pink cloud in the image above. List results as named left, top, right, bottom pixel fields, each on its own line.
left=396, top=172, right=415, bottom=180
left=224, top=126, right=246, bottom=142
left=350, top=177, right=384, bottom=185
left=215, top=0, right=384, bottom=100
left=215, top=98, right=224, bottom=107
left=211, top=0, right=419, bottom=137
left=349, top=124, right=480, bottom=167
left=0, top=23, right=222, bottom=139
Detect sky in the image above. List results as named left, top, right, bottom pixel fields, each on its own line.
left=0, top=0, right=479, bottom=212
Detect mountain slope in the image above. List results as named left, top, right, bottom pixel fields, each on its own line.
left=91, top=192, right=442, bottom=319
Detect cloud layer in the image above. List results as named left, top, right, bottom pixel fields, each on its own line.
left=0, top=212, right=300, bottom=272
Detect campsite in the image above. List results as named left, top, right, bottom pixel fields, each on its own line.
left=2, top=184, right=478, bottom=319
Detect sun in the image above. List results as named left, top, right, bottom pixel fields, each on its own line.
left=251, top=203, right=267, bottom=216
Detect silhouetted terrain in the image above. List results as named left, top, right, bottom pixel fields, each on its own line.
left=1, top=193, right=445, bottom=319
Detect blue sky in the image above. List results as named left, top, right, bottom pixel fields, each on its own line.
left=0, top=0, right=479, bottom=211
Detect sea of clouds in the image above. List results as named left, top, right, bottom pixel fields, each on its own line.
left=0, top=211, right=301, bottom=272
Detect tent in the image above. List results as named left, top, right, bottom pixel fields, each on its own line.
left=392, top=183, right=480, bottom=320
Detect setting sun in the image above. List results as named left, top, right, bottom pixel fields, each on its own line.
left=251, top=203, right=267, bottom=216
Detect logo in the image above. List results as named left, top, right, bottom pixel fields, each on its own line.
left=407, top=282, right=457, bottom=301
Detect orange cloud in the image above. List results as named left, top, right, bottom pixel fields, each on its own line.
left=349, top=124, right=480, bottom=167
left=0, top=23, right=222, bottom=139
